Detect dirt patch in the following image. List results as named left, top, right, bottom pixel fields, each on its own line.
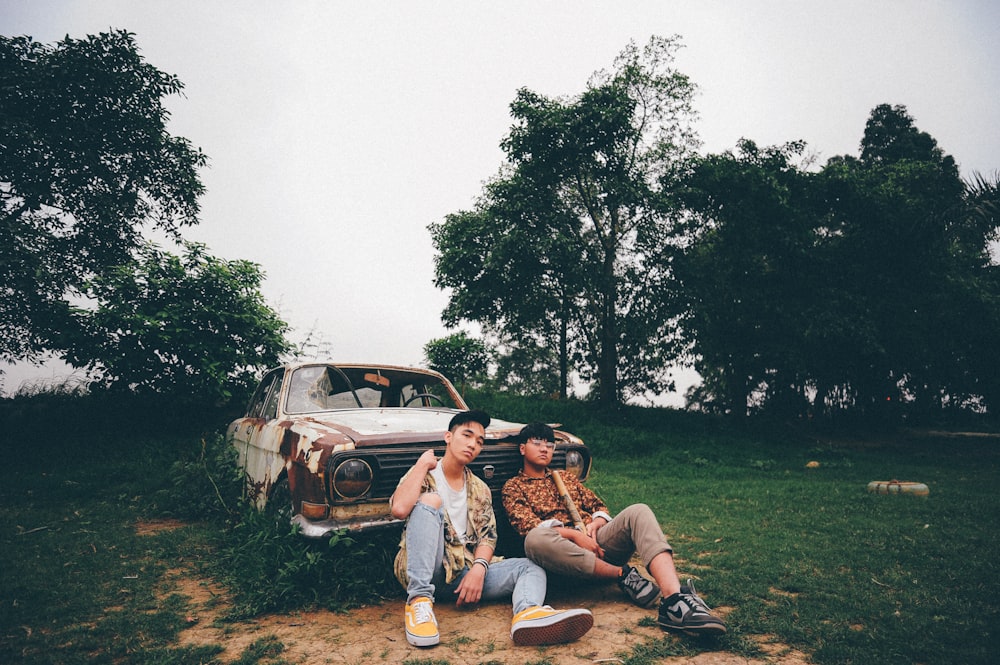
left=135, top=518, right=187, bottom=536
left=168, top=568, right=810, bottom=665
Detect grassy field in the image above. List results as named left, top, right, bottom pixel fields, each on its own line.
left=1, top=393, right=998, bottom=664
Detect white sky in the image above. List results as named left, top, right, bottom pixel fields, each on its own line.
left=3, top=1, right=999, bottom=402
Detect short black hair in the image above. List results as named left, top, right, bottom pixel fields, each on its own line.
left=518, top=422, right=554, bottom=442
left=448, top=409, right=491, bottom=432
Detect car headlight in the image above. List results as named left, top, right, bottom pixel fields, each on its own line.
left=563, top=450, right=584, bottom=478
left=331, top=458, right=373, bottom=499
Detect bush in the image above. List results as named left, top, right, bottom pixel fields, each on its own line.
left=153, top=433, right=245, bottom=522
left=213, top=511, right=400, bottom=617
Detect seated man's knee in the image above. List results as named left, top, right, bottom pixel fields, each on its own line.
left=524, top=526, right=569, bottom=560
left=628, top=503, right=655, bottom=519
left=417, top=492, right=442, bottom=509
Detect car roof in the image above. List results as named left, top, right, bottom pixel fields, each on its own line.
left=274, top=362, right=449, bottom=380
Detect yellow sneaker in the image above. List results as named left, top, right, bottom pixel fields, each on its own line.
left=404, top=596, right=439, bottom=647
left=510, top=605, right=593, bottom=646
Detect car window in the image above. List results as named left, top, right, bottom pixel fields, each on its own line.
left=261, top=371, right=284, bottom=419
left=247, top=370, right=282, bottom=418
left=284, top=365, right=459, bottom=412
left=286, top=366, right=328, bottom=413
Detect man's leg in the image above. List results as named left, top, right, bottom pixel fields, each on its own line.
left=403, top=496, right=446, bottom=601
left=597, top=504, right=726, bottom=635
left=523, top=527, right=597, bottom=578
left=596, top=504, right=671, bottom=568
left=402, top=495, right=446, bottom=647
left=473, top=557, right=593, bottom=646
left=478, top=556, right=546, bottom=614
left=596, top=503, right=673, bottom=606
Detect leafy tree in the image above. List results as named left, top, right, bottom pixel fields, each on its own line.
left=432, top=181, right=581, bottom=398
left=814, top=104, right=980, bottom=417
left=0, top=30, right=206, bottom=365
left=431, top=36, right=698, bottom=405
left=679, top=104, right=1000, bottom=420
left=675, top=140, right=818, bottom=416
left=485, top=330, right=564, bottom=398
left=423, top=331, right=489, bottom=391
left=60, top=241, right=290, bottom=405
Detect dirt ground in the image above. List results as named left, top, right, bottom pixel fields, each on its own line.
left=142, top=518, right=810, bottom=665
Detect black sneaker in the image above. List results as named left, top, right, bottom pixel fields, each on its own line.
left=658, top=579, right=727, bottom=636
left=618, top=564, right=660, bottom=607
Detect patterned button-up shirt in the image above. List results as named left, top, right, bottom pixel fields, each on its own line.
left=502, top=469, right=609, bottom=537
left=393, top=465, right=498, bottom=586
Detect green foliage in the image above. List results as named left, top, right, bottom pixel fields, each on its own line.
left=229, top=635, right=287, bottom=665
left=678, top=104, right=1000, bottom=419
left=213, top=511, right=399, bottom=618
left=488, top=335, right=564, bottom=398
left=423, top=331, right=489, bottom=389
left=0, top=30, right=206, bottom=364
left=155, top=433, right=246, bottom=522
left=432, top=35, right=698, bottom=405
left=60, top=240, right=290, bottom=406
left=676, top=139, right=817, bottom=416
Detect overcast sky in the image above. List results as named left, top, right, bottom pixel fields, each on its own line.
left=3, top=1, right=999, bottom=402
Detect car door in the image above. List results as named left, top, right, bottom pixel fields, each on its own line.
left=230, top=368, right=289, bottom=508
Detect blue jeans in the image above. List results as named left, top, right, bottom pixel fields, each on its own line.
left=404, top=500, right=547, bottom=614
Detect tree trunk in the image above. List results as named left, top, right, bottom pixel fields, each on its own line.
left=598, top=252, right=619, bottom=406
left=559, top=304, right=569, bottom=400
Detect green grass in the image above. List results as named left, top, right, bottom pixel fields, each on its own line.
left=1, top=392, right=998, bottom=664
left=625, top=435, right=1000, bottom=663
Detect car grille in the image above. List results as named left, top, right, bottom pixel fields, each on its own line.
left=325, top=444, right=586, bottom=504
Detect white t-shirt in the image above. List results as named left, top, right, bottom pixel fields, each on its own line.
left=430, top=464, right=468, bottom=543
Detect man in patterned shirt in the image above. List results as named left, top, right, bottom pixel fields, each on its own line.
left=390, top=410, right=593, bottom=648
left=502, top=422, right=727, bottom=637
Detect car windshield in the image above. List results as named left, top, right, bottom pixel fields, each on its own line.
left=284, top=365, right=461, bottom=413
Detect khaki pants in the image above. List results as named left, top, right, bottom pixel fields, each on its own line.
left=522, top=503, right=673, bottom=578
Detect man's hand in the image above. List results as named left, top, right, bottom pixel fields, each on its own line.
left=561, top=526, right=605, bottom=559
left=389, top=448, right=440, bottom=520
left=454, top=563, right=486, bottom=606
left=417, top=448, right=439, bottom=472
left=586, top=515, right=608, bottom=540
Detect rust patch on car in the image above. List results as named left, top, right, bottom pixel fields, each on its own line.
left=279, top=429, right=300, bottom=460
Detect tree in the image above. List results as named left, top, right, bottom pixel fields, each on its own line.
left=814, top=104, right=977, bottom=417
left=431, top=36, right=699, bottom=405
left=0, top=31, right=206, bottom=365
left=675, top=140, right=818, bottom=416
left=60, top=241, right=290, bottom=405
left=679, top=103, right=1000, bottom=420
left=423, top=332, right=489, bottom=392
left=431, top=179, right=582, bottom=398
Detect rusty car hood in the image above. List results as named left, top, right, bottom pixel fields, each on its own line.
left=295, top=408, right=523, bottom=444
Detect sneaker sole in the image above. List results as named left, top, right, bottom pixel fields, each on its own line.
left=512, top=611, right=594, bottom=646
left=658, top=620, right=727, bottom=637
left=405, top=631, right=440, bottom=647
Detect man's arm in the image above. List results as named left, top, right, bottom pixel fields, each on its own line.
left=456, top=474, right=497, bottom=606
left=389, top=448, right=437, bottom=520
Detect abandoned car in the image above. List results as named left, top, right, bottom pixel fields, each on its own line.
left=227, top=362, right=592, bottom=540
